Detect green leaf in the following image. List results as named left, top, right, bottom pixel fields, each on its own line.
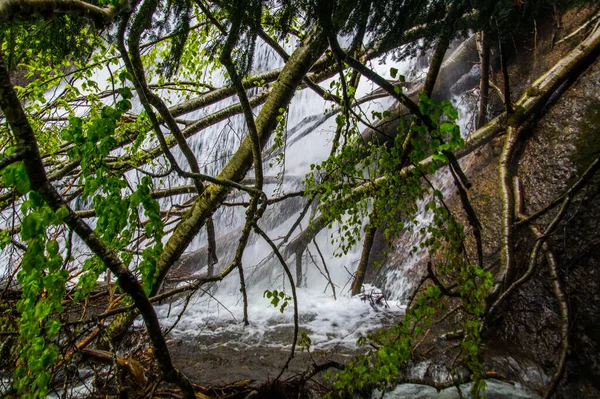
left=55, top=206, right=69, bottom=222
left=432, top=153, right=448, bottom=163
left=46, top=240, right=59, bottom=256
left=21, top=213, right=44, bottom=241
left=2, top=162, right=31, bottom=194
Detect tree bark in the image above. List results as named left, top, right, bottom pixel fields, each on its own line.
left=351, top=225, right=377, bottom=296
left=151, top=30, right=328, bottom=289
left=285, top=25, right=600, bottom=266
left=206, top=217, right=217, bottom=277
left=104, top=27, right=330, bottom=343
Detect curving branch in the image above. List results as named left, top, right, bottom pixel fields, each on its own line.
left=285, top=23, right=600, bottom=277
left=0, top=50, right=196, bottom=399
left=254, top=224, right=299, bottom=380
left=102, top=25, right=331, bottom=344
left=323, top=21, right=472, bottom=190
left=518, top=153, right=600, bottom=226
left=119, top=2, right=205, bottom=194
left=515, top=179, right=569, bottom=398
left=486, top=175, right=577, bottom=321
left=0, top=149, right=25, bottom=171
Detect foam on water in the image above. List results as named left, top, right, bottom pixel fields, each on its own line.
left=154, top=283, right=404, bottom=351
left=381, top=379, right=540, bottom=399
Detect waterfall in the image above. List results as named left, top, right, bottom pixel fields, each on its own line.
left=0, top=34, right=482, bottom=352
left=149, top=37, right=481, bottom=351
left=150, top=38, right=408, bottom=350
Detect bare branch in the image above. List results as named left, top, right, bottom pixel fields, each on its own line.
left=0, top=149, right=25, bottom=171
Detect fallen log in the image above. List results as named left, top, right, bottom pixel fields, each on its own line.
left=80, top=348, right=148, bottom=387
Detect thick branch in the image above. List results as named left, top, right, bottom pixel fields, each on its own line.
left=219, top=4, right=264, bottom=192
left=351, top=222, right=376, bottom=296
left=0, top=149, right=25, bottom=170
left=103, top=26, right=330, bottom=344
left=286, top=26, right=600, bottom=263
left=121, top=1, right=204, bottom=194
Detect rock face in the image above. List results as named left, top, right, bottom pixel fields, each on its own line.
left=367, top=7, right=600, bottom=398
left=495, top=59, right=600, bottom=398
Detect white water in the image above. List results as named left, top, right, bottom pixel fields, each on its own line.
left=146, top=35, right=482, bottom=350
left=146, top=39, right=416, bottom=348
left=0, top=30, right=482, bottom=364
left=381, top=379, right=540, bottom=398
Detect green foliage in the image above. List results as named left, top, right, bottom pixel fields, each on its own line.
left=298, top=331, right=313, bottom=352
left=308, top=95, right=492, bottom=397
left=305, top=94, right=464, bottom=257
left=61, top=87, right=165, bottom=295
left=0, top=85, right=166, bottom=397
left=4, top=190, right=69, bottom=399
left=1, top=160, right=30, bottom=195
left=1, top=1, right=576, bottom=397
left=0, top=10, right=104, bottom=73
left=269, top=107, right=288, bottom=173
left=263, top=289, right=292, bottom=313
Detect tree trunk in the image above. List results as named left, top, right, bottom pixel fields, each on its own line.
left=351, top=225, right=377, bottom=296
left=295, top=250, right=303, bottom=288
left=0, top=50, right=196, bottom=399
left=285, top=25, right=600, bottom=267
left=104, top=28, right=330, bottom=344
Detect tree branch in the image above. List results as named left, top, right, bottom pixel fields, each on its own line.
left=0, top=0, right=129, bottom=25
left=254, top=224, right=299, bottom=380
left=0, top=149, right=26, bottom=171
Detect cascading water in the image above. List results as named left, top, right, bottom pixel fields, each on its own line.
left=0, top=35, right=479, bottom=348
left=150, top=38, right=413, bottom=350
left=148, top=36, right=474, bottom=354
left=0, top=29, right=521, bottom=397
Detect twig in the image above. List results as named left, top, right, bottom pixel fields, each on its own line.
left=487, top=177, right=575, bottom=318
left=313, top=238, right=337, bottom=299
left=555, top=10, right=600, bottom=45
left=518, top=153, right=600, bottom=226
left=449, top=164, right=484, bottom=269
left=514, top=177, right=570, bottom=398
left=163, top=289, right=195, bottom=337
left=253, top=224, right=299, bottom=381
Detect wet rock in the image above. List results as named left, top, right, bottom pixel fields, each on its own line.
left=366, top=6, right=600, bottom=398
